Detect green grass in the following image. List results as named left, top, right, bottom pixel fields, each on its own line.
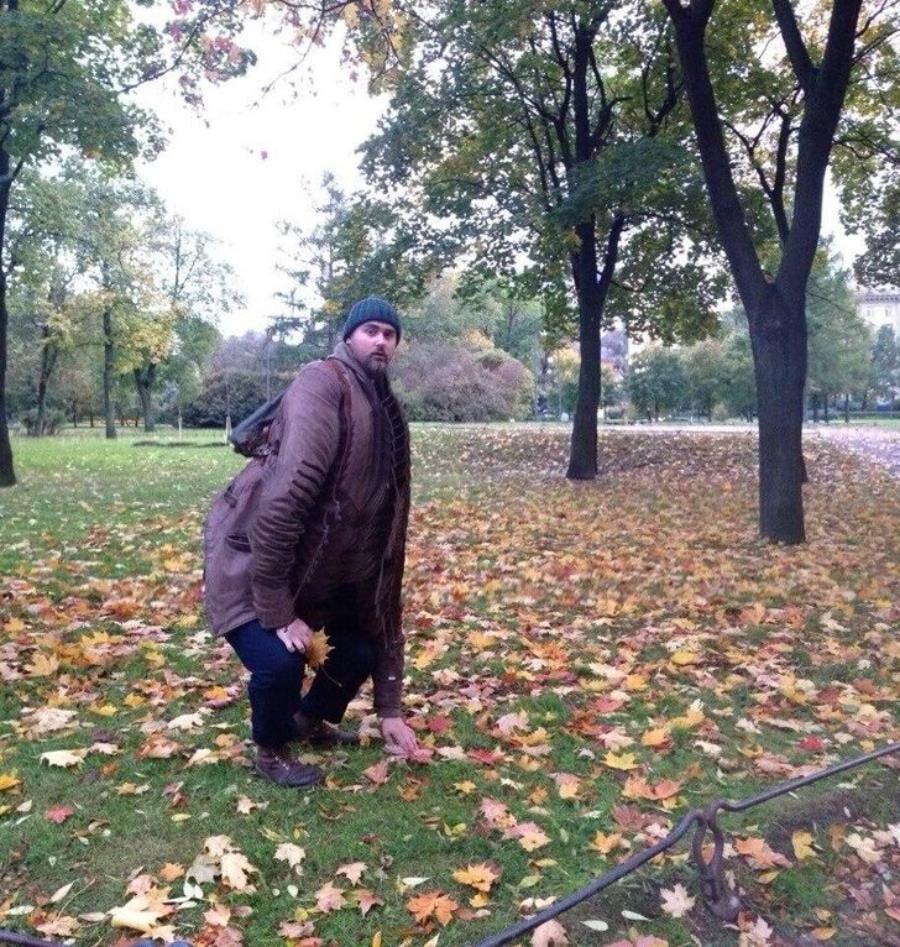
left=0, top=426, right=898, bottom=946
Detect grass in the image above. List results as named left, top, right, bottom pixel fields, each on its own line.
left=0, top=425, right=898, bottom=947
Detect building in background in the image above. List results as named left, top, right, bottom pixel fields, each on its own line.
left=857, top=287, right=900, bottom=335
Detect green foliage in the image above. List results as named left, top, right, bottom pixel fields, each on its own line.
left=869, top=325, right=899, bottom=405
left=683, top=338, right=729, bottom=420
left=625, top=344, right=689, bottom=421
left=276, top=174, right=431, bottom=357
left=19, top=406, right=65, bottom=435
left=806, top=259, right=872, bottom=402
left=359, top=0, right=724, bottom=374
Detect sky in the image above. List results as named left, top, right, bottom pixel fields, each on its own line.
left=134, top=23, right=385, bottom=337
left=133, top=24, right=865, bottom=340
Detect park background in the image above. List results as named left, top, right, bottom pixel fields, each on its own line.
left=1, top=1, right=899, bottom=946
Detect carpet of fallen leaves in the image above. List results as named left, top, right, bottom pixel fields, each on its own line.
left=0, top=426, right=898, bottom=947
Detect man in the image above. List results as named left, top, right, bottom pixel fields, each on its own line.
left=203, top=296, right=420, bottom=787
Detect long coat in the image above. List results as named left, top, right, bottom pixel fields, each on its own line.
left=203, top=342, right=410, bottom=716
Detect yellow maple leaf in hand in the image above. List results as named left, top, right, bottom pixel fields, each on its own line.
left=305, top=630, right=332, bottom=669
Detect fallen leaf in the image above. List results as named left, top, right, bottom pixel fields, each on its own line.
left=45, top=804, right=74, bottom=824
left=452, top=862, right=499, bottom=893
left=531, top=918, right=568, bottom=945
left=40, top=749, right=87, bottom=768
left=315, top=881, right=346, bottom=912
left=335, top=861, right=366, bottom=885
left=406, top=890, right=459, bottom=926
left=659, top=883, right=695, bottom=918
left=791, top=830, right=816, bottom=861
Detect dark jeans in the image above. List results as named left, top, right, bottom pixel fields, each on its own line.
left=226, top=598, right=375, bottom=749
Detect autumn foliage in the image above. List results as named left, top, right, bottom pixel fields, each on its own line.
left=0, top=427, right=897, bottom=945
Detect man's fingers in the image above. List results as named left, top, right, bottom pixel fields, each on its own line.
left=276, top=628, right=295, bottom=652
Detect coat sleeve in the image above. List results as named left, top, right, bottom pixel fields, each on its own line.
left=372, top=626, right=405, bottom=718
left=250, top=364, right=341, bottom=629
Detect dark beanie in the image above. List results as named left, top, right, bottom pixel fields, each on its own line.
left=341, top=296, right=402, bottom=343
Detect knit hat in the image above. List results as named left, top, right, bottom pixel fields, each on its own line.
left=341, top=296, right=402, bottom=343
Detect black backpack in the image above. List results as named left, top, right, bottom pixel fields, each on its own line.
left=229, top=391, right=285, bottom=457
left=228, top=358, right=352, bottom=458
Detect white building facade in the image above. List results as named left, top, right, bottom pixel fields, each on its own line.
left=857, top=287, right=900, bottom=336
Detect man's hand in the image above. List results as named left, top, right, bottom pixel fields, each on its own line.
left=275, top=618, right=313, bottom=653
left=381, top=717, right=420, bottom=758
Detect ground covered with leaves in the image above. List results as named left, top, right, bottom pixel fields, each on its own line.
left=1, top=426, right=898, bottom=947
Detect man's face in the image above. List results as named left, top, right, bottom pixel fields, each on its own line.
left=346, top=320, right=399, bottom=373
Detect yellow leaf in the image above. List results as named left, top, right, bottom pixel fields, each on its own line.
left=641, top=726, right=670, bottom=748
left=588, top=831, right=622, bottom=854
left=792, top=830, right=816, bottom=861
left=0, top=772, right=20, bottom=792
left=91, top=703, right=118, bottom=717
left=27, top=652, right=60, bottom=677
left=602, top=751, right=638, bottom=771
left=452, top=862, right=499, bottom=893
left=624, top=674, right=648, bottom=691
left=812, top=928, right=836, bottom=940
left=670, top=650, right=701, bottom=666
left=3, top=617, right=26, bottom=634
left=305, top=629, right=333, bottom=669
left=371, top=932, right=382, bottom=947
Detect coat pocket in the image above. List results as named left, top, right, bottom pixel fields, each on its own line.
left=225, top=533, right=252, bottom=552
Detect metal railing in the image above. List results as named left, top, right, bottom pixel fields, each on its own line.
left=475, top=741, right=899, bottom=947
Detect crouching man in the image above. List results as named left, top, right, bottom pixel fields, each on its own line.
left=204, top=296, right=420, bottom=787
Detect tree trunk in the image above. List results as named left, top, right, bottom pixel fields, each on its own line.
left=823, top=392, right=830, bottom=423
left=811, top=393, right=819, bottom=423
left=566, top=213, right=623, bottom=480
left=750, top=293, right=807, bottom=544
left=103, top=307, right=116, bottom=439
left=0, top=152, right=15, bottom=487
left=567, top=284, right=601, bottom=479
left=844, top=393, right=850, bottom=423
left=35, top=328, right=59, bottom=437
left=133, top=363, right=157, bottom=432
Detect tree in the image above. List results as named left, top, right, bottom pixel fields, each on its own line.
left=62, top=169, right=173, bottom=438
left=869, top=325, right=899, bottom=406
left=361, top=0, right=723, bottom=481
left=625, top=344, right=688, bottom=420
left=721, top=327, right=757, bottom=421
left=806, top=257, right=871, bottom=421
left=661, top=0, right=898, bottom=542
left=0, top=0, right=254, bottom=485
left=684, top=337, right=728, bottom=420
left=278, top=175, right=428, bottom=358
left=133, top=213, right=240, bottom=431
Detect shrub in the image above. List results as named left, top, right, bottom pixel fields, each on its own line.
left=20, top=408, right=67, bottom=436
left=392, top=340, right=534, bottom=422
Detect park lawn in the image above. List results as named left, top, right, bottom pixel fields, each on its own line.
left=0, top=426, right=897, bottom=947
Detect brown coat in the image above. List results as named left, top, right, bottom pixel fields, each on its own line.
left=203, top=342, right=411, bottom=716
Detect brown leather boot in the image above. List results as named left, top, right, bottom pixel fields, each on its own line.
left=291, top=711, right=360, bottom=748
left=255, top=745, right=323, bottom=787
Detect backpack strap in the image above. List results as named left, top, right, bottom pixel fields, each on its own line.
left=323, top=357, right=353, bottom=482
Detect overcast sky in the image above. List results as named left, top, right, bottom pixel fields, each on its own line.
left=133, top=24, right=385, bottom=337
left=133, top=25, right=864, bottom=340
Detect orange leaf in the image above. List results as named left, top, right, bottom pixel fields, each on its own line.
left=406, top=891, right=459, bottom=926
